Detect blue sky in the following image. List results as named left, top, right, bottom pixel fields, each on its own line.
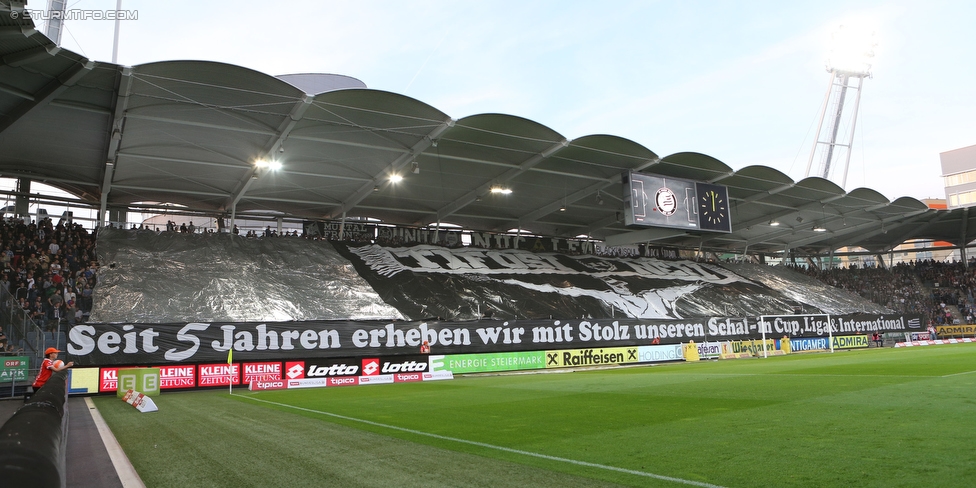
left=43, top=0, right=976, bottom=202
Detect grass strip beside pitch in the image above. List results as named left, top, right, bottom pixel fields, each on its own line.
left=91, top=390, right=628, bottom=487
left=94, top=344, right=976, bottom=487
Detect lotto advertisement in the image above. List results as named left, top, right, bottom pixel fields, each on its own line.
left=68, top=342, right=700, bottom=395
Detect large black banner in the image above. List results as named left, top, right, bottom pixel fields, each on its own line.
left=67, top=313, right=922, bottom=366
left=333, top=243, right=810, bottom=321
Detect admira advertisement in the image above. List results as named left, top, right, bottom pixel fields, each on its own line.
left=66, top=313, right=923, bottom=366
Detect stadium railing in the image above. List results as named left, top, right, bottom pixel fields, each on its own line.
left=0, top=286, right=46, bottom=372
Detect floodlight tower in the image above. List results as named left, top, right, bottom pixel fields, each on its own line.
left=44, top=0, right=68, bottom=45
left=804, top=25, right=877, bottom=189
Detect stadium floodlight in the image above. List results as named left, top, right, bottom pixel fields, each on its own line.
left=255, top=159, right=281, bottom=171
left=389, top=174, right=403, bottom=184
left=489, top=187, right=512, bottom=195
left=769, top=220, right=780, bottom=227
left=806, top=22, right=877, bottom=190
left=826, top=23, right=876, bottom=76
left=813, top=223, right=827, bottom=232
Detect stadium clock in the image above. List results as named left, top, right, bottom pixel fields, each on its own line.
left=695, top=182, right=731, bottom=233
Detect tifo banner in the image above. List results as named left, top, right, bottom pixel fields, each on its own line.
left=0, top=357, right=29, bottom=382
left=67, top=313, right=925, bottom=366
left=335, top=243, right=802, bottom=320
left=303, top=221, right=376, bottom=241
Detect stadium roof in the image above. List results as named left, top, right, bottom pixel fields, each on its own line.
left=1, top=7, right=973, bottom=257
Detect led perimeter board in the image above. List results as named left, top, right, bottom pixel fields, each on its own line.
left=622, top=172, right=731, bottom=233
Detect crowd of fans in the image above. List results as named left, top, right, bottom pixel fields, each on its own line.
left=6, top=212, right=976, bottom=357
left=0, top=216, right=99, bottom=355
left=802, top=259, right=976, bottom=326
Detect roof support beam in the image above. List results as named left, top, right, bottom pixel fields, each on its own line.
left=781, top=209, right=932, bottom=251
left=111, top=185, right=228, bottom=198
left=879, top=210, right=953, bottom=251
left=578, top=213, right=623, bottom=238
left=961, top=207, right=970, bottom=246
left=0, top=26, right=38, bottom=39
left=118, top=152, right=247, bottom=170
left=49, top=99, right=113, bottom=115
left=0, top=81, right=34, bottom=100
left=1, top=44, right=60, bottom=67
left=0, top=59, right=93, bottom=135
left=222, top=95, right=314, bottom=216
left=604, top=227, right=688, bottom=247
left=420, top=139, right=570, bottom=227
left=709, top=193, right=849, bottom=244
left=961, top=208, right=970, bottom=266
left=124, top=113, right=278, bottom=137
left=501, top=157, right=662, bottom=232
left=327, top=118, right=455, bottom=220
left=262, top=94, right=313, bottom=155
left=99, top=67, right=134, bottom=225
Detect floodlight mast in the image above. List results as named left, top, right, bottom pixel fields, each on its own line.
left=804, top=26, right=876, bottom=189
left=44, top=0, right=67, bottom=45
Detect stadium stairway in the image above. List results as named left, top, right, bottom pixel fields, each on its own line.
left=0, top=397, right=125, bottom=487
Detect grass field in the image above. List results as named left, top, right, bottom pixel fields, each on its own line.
left=93, top=344, right=976, bottom=487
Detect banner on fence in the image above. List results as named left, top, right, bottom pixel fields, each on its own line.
left=0, top=357, right=29, bottom=382
left=936, top=325, right=976, bottom=337
left=66, top=313, right=923, bottom=366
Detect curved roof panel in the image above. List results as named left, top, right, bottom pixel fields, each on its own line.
left=0, top=12, right=968, bottom=259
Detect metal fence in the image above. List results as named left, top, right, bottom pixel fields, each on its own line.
left=1, top=285, right=47, bottom=396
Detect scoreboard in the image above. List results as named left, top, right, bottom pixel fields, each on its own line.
left=622, top=172, right=731, bottom=233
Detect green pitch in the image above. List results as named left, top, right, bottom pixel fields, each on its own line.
left=93, top=344, right=976, bottom=487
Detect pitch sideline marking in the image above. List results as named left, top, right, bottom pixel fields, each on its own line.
left=239, top=395, right=726, bottom=488
left=942, top=369, right=976, bottom=378
left=649, top=373, right=931, bottom=378
left=85, top=397, right=147, bottom=488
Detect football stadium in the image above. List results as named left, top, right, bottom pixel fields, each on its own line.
left=2, top=2, right=976, bottom=487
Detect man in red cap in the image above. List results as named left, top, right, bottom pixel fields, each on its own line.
left=32, top=347, right=74, bottom=390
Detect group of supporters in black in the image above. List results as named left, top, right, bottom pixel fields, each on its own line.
left=0, top=217, right=99, bottom=342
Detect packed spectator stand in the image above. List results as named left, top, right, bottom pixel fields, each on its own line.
left=801, top=259, right=976, bottom=328
left=3, top=211, right=976, bottom=373
left=0, top=216, right=98, bottom=372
